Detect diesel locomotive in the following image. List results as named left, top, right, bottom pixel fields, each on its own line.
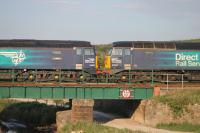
left=0, top=40, right=98, bottom=82
left=105, top=41, right=200, bottom=82
left=1, top=39, right=200, bottom=84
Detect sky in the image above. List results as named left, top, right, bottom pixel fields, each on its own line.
left=0, top=0, right=200, bottom=44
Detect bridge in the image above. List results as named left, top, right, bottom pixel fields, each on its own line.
left=0, top=81, right=154, bottom=123
left=0, top=83, right=153, bottom=99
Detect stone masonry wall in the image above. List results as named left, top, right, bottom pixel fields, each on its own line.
left=131, top=100, right=200, bottom=126
left=71, top=99, right=94, bottom=123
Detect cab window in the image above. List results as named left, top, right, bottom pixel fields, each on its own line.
left=108, top=49, right=112, bottom=55
left=84, top=48, right=94, bottom=55
left=76, top=48, right=82, bottom=55
left=112, top=48, right=122, bottom=56
left=124, top=49, right=130, bottom=55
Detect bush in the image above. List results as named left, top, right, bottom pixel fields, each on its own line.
left=0, top=102, right=57, bottom=127
left=0, top=99, right=16, bottom=112
left=154, top=90, right=200, bottom=116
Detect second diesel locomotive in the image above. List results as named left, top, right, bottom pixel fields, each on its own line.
left=105, top=41, right=200, bottom=82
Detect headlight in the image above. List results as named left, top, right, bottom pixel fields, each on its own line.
left=121, top=76, right=126, bottom=80
left=79, top=75, right=84, bottom=80
left=29, top=75, right=34, bottom=80
left=54, top=75, right=59, bottom=80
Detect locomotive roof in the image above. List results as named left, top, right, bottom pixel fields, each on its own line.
left=0, top=39, right=92, bottom=48
left=113, top=41, right=200, bottom=50
left=113, top=41, right=179, bottom=47
left=176, top=42, right=200, bottom=50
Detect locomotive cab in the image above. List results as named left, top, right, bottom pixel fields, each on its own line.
left=107, top=41, right=200, bottom=83
left=74, top=47, right=96, bottom=71
left=111, top=48, right=132, bottom=68
left=105, top=46, right=132, bottom=74
left=107, top=41, right=177, bottom=74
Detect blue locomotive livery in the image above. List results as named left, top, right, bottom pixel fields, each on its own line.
left=132, top=51, right=200, bottom=69
left=106, top=41, right=200, bottom=82
left=0, top=49, right=95, bottom=69
left=156, top=52, right=200, bottom=68
left=0, top=40, right=97, bottom=82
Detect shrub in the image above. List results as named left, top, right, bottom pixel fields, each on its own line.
left=0, top=102, right=57, bottom=127
left=153, top=90, right=200, bottom=116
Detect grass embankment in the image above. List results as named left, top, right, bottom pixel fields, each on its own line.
left=154, top=90, right=200, bottom=132
left=154, top=89, right=200, bottom=116
left=59, top=122, right=143, bottom=133
left=156, top=123, right=200, bottom=133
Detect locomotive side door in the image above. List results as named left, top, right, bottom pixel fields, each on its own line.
left=111, top=48, right=123, bottom=70
left=75, top=47, right=83, bottom=70
left=123, top=48, right=132, bottom=70
left=83, top=48, right=95, bottom=70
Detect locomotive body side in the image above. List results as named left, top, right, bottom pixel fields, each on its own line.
left=107, top=41, right=200, bottom=82
left=0, top=47, right=96, bottom=71
left=0, top=40, right=96, bottom=82
left=129, top=50, right=200, bottom=71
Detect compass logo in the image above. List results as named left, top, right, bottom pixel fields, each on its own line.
left=0, top=50, right=26, bottom=65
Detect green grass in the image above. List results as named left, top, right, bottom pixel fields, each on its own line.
left=153, top=90, right=200, bottom=116
left=156, top=122, right=200, bottom=133
left=59, top=122, right=144, bottom=133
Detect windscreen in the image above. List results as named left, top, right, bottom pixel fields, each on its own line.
left=112, top=48, right=122, bottom=56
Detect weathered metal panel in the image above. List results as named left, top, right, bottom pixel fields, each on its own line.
left=10, top=87, right=25, bottom=98
left=133, top=88, right=147, bottom=99
left=65, top=87, right=76, bottom=99
left=26, top=87, right=41, bottom=99
left=146, top=88, right=153, bottom=98
left=92, top=88, right=103, bottom=99
left=41, top=87, right=52, bottom=99
left=0, top=87, right=9, bottom=98
left=53, top=87, right=64, bottom=99
left=76, top=88, right=85, bottom=99
left=85, top=88, right=92, bottom=99
left=104, top=88, right=120, bottom=99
